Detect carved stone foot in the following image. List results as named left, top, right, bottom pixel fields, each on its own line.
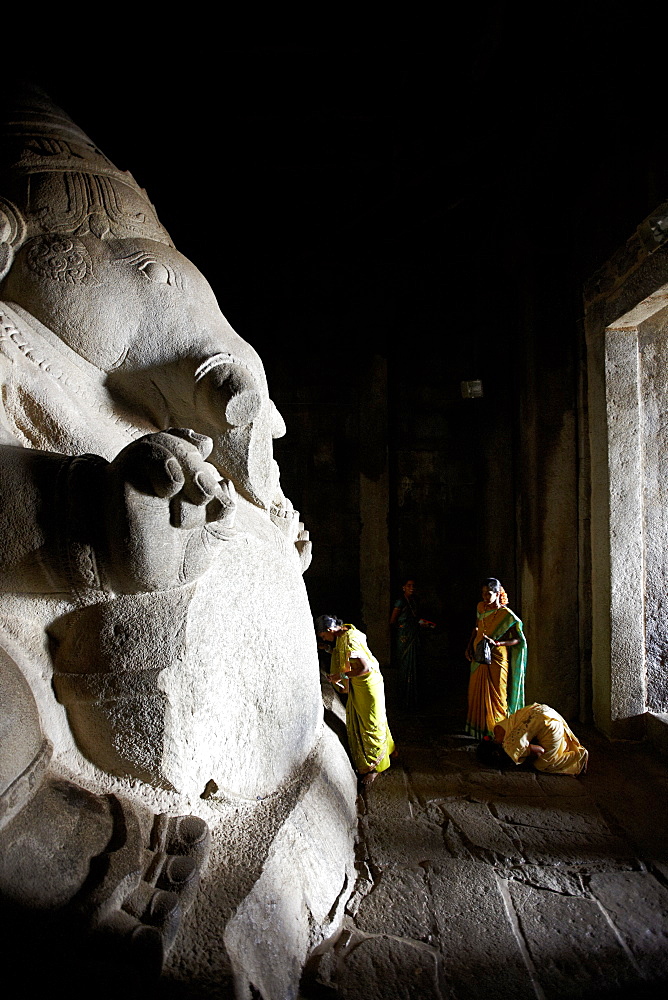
left=0, top=769, right=211, bottom=984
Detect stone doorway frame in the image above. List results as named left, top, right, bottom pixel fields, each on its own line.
left=585, top=222, right=668, bottom=747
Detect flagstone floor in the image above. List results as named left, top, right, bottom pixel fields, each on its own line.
left=302, top=712, right=668, bottom=1000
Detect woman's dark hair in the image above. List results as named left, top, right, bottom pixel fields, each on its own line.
left=475, top=738, right=510, bottom=768
left=481, top=577, right=508, bottom=606
left=314, top=614, right=342, bottom=634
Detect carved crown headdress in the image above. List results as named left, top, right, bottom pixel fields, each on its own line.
left=0, top=84, right=171, bottom=265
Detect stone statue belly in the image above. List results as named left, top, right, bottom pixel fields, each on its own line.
left=51, top=500, right=321, bottom=800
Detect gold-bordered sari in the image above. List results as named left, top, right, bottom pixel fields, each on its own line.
left=465, top=604, right=526, bottom=739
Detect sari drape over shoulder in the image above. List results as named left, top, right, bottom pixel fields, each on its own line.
left=466, top=605, right=527, bottom=739
left=332, top=626, right=395, bottom=774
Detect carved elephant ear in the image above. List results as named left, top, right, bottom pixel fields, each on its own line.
left=0, top=197, right=26, bottom=282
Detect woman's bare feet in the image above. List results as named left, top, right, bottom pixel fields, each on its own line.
left=360, top=770, right=378, bottom=786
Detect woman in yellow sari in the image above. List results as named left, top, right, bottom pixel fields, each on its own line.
left=315, top=614, right=395, bottom=785
left=464, top=578, right=527, bottom=739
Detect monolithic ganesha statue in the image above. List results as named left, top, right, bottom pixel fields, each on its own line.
left=0, top=86, right=356, bottom=998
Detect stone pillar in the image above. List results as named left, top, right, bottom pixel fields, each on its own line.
left=359, top=355, right=390, bottom=665
left=601, top=319, right=646, bottom=726
left=576, top=318, right=593, bottom=722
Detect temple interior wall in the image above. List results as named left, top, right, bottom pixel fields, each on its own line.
left=272, top=218, right=668, bottom=743
left=273, top=257, right=583, bottom=726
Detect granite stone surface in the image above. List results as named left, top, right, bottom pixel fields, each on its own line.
left=306, top=717, right=668, bottom=1000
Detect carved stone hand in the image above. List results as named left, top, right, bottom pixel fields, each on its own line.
left=101, top=428, right=236, bottom=594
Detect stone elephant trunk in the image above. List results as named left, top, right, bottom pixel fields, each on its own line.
left=107, top=347, right=284, bottom=510
left=183, top=351, right=286, bottom=510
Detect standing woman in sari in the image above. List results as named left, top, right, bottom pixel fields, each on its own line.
left=315, top=615, right=395, bottom=785
left=464, top=577, right=527, bottom=739
left=390, top=578, right=421, bottom=711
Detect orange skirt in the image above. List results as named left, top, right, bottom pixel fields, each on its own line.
left=466, top=645, right=508, bottom=739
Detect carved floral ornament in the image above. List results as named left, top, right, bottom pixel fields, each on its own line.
left=26, top=234, right=97, bottom=285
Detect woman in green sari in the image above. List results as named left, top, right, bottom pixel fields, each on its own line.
left=390, top=579, right=421, bottom=710
left=464, top=577, right=527, bottom=739
left=315, top=614, right=395, bottom=785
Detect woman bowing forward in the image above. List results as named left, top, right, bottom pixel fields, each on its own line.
left=315, top=615, right=395, bottom=785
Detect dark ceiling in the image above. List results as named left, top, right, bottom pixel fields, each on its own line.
left=21, top=16, right=667, bottom=367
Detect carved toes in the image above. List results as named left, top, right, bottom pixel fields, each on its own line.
left=90, top=806, right=211, bottom=977
left=165, top=814, right=211, bottom=862
left=123, top=883, right=182, bottom=953
left=148, top=813, right=211, bottom=909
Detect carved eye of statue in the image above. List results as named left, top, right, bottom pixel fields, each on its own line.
left=141, top=260, right=170, bottom=283
left=116, top=250, right=183, bottom=289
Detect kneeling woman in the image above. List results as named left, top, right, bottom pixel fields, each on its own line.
left=478, top=703, right=588, bottom=775
left=315, top=615, right=395, bottom=785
